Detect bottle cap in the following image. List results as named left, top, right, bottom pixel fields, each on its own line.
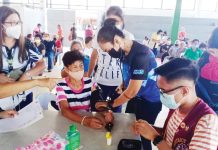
left=69, top=124, right=76, bottom=132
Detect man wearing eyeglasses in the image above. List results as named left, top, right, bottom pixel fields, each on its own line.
left=132, top=58, right=218, bottom=150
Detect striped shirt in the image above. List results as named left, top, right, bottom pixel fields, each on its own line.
left=165, top=109, right=218, bottom=150
left=56, top=77, right=92, bottom=111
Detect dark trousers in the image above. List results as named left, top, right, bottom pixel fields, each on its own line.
left=126, top=97, right=162, bottom=150
left=161, top=52, right=169, bottom=63
left=152, top=48, right=158, bottom=57
left=46, top=51, right=54, bottom=70
left=98, top=84, right=122, bottom=113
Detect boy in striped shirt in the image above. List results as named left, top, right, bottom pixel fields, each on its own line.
left=56, top=51, right=107, bottom=129
left=133, top=58, right=218, bottom=150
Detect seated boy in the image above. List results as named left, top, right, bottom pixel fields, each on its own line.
left=133, top=58, right=218, bottom=150
left=61, top=40, right=90, bottom=77
left=56, top=51, right=111, bottom=129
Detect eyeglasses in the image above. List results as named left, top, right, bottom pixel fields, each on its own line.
left=4, top=21, right=22, bottom=26
left=160, top=86, right=184, bottom=95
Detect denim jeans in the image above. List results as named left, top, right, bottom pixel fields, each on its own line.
left=46, top=51, right=54, bottom=70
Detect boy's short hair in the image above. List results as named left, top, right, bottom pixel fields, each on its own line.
left=62, top=51, right=84, bottom=67
left=155, top=58, right=199, bottom=84
left=192, top=39, right=199, bottom=43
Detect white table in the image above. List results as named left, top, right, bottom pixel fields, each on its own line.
left=0, top=111, right=139, bottom=150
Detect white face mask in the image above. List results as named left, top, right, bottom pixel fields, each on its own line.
left=116, top=24, right=123, bottom=30
left=68, top=70, right=84, bottom=81
left=4, top=24, right=21, bottom=39
left=160, top=93, right=181, bottom=109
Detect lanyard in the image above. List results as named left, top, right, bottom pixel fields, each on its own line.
left=2, top=46, right=16, bottom=72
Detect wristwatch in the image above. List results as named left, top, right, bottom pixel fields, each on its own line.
left=153, top=135, right=163, bottom=146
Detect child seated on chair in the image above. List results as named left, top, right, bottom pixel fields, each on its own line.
left=56, top=51, right=112, bottom=129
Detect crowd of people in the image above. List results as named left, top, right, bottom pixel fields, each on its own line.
left=0, top=5, right=218, bottom=150
left=143, top=28, right=208, bottom=64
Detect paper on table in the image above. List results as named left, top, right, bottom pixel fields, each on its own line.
left=0, top=100, right=43, bottom=133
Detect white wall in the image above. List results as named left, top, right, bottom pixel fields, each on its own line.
left=47, top=9, right=76, bottom=47
left=22, top=7, right=44, bottom=36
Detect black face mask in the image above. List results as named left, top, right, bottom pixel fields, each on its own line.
left=108, top=48, right=124, bottom=58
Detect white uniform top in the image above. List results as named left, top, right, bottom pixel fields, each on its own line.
left=0, top=44, right=41, bottom=110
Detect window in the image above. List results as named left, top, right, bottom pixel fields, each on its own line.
left=87, top=0, right=105, bottom=7
left=143, top=0, right=162, bottom=9
left=70, top=0, right=86, bottom=6
left=70, top=0, right=87, bottom=9
left=199, top=0, right=217, bottom=11
left=124, top=0, right=143, bottom=8
left=181, top=0, right=195, bottom=10
left=49, top=0, right=68, bottom=8
left=2, top=0, right=22, bottom=3
left=111, top=0, right=123, bottom=7
left=50, top=0, right=68, bottom=5
left=162, top=0, right=176, bottom=9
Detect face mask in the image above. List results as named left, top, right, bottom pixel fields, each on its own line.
left=4, top=24, right=21, bottom=39
left=45, top=37, right=50, bottom=41
left=68, top=70, right=84, bottom=81
left=108, top=48, right=124, bottom=58
left=160, top=93, right=181, bottom=109
left=35, top=39, right=41, bottom=44
left=115, top=24, right=123, bottom=30
left=192, top=44, right=198, bottom=49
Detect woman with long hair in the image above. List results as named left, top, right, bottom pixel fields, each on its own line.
left=0, top=6, right=45, bottom=116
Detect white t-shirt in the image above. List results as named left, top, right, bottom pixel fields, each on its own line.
left=0, top=44, right=42, bottom=110
left=84, top=47, right=93, bottom=57
left=93, top=28, right=134, bottom=86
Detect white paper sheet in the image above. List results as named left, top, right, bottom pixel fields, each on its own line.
left=0, top=100, right=43, bottom=133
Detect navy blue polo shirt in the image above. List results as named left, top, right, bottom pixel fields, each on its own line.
left=122, top=41, right=160, bottom=102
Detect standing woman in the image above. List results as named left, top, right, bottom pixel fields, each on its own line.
left=57, top=24, right=64, bottom=43
left=96, top=24, right=162, bottom=150
left=0, top=6, right=45, bottom=113
left=196, top=27, right=218, bottom=114
left=88, top=6, right=134, bottom=112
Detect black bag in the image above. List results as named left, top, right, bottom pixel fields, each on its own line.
left=90, top=86, right=104, bottom=112
left=118, top=139, right=141, bottom=150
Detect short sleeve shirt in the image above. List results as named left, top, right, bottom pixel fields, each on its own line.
left=122, top=41, right=160, bottom=102
left=0, top=42, right=42, bottom=111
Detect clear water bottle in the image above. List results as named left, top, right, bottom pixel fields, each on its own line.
left=65, top=124, right=80, bottom=150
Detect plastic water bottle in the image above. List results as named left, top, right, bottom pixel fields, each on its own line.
left=65, top=124, right=80, bottom=150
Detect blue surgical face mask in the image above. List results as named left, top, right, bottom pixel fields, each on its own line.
left=160, top=93, right=181, bottom=109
